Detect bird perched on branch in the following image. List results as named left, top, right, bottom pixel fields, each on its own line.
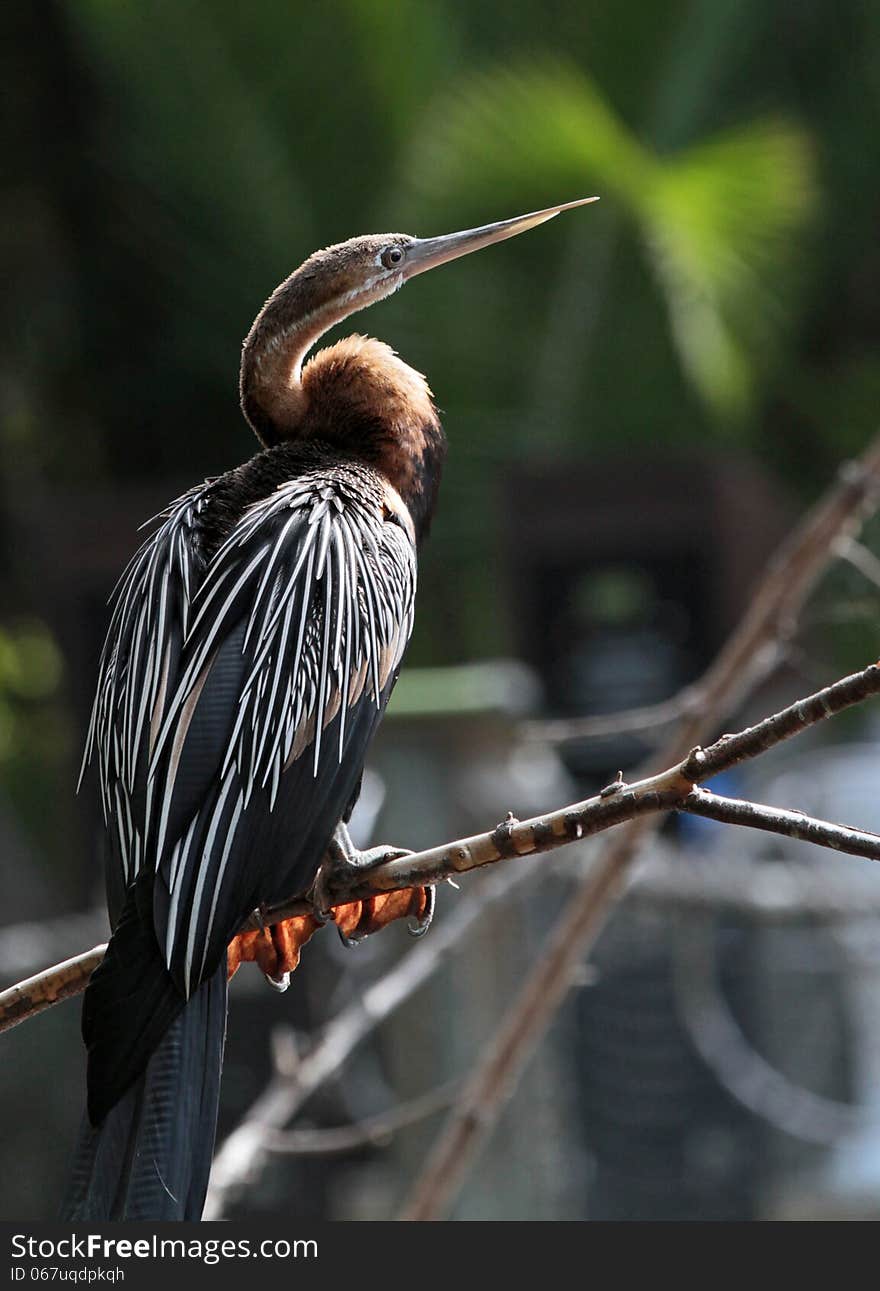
left=62, top=196, right=597, bottom=1221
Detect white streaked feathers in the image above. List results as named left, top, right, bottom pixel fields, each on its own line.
left=82, top=467, right=417, bottom=993
left=81, top=483, right=209, bottom=885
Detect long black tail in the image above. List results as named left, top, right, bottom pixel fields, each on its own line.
left=61, top=961, right=227, bottom=1221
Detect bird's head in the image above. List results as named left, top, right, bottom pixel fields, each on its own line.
left=275, top=196, right=601, bottom=327
left=241, top=197, right=599, bottom=449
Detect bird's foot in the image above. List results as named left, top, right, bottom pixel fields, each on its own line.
left=248, top=902, right=292, bottom=986
left=327, top=827, right=414, bottom=872
left=309, top=824, right=434, bottom=944
left=407, top=884, right=435, bottom=938
left=332, top=885, right=435, bottom=946
left=228, top=883, right=436, bottom=987
left=227, top=913, right=321, bottom=988
left=310, top=837, right=411, bottom=941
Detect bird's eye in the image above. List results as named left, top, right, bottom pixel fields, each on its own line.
left=381, top=246, right=405, bottom=269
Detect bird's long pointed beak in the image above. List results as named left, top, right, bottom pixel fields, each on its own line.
left=404, top=196, right=599, bottom=280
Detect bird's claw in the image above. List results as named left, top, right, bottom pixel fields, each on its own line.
left=407, top=883, right=435, bottom=938
left=251, top=902, right=291, bottom=983
left=248, top=900, right=292, bottom=986
left=250, top=902, right=270, bottom=933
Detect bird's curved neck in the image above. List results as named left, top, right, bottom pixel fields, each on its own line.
left=240, top=284, right=349, bottom=447
left=240, top=286, right=446, bottom=544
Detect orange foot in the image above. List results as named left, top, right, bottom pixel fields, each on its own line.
left=227, top=887, right=432, bottom=986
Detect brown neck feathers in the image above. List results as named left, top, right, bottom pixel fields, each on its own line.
left=300, top=336, right=447, bottom=541
left=241, top=305, right=446, bottom=543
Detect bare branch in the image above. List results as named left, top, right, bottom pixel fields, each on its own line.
left=834, top=535, right=880, bottom=592
left=7, top=662, right=880, bottom=1042
left=680, top=787, right=880, bottom=862
left=263, top=1080, right=459, bottom=1157
left=671, top=912, right=869, bottom=1143
left=259, top=662, right=880, bottom=923
left=680, top=662, right=880, bottom=780
left=0, top=946, right=106, bottom=1036
left=525, top=691, right=691, bottom=744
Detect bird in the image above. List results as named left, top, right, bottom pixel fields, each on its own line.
left=62, top=195, right=598, bottom=1221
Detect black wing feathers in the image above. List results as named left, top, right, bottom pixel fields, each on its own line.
left=65, top=953, right=226, bottom=1215
left=82, top=454, right=417, bottom=1102
left=82, top=485, right=209, bottom=922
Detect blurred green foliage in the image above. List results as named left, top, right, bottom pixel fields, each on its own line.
left=0, top=618, right=72, bottom=862
left=0, top=618, right=63, bottom=706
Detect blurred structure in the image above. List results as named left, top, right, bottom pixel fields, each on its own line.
left=507, top=451, right=793, bottom=775
left=502, top=449, right=826, bottom=1219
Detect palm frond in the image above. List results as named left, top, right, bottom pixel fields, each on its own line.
left=401, top=58, right=817, bottom=423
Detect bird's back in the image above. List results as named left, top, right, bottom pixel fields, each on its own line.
left=82, top=441, right=418, bottom=1118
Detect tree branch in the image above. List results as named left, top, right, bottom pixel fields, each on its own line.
left=260, top=661, right=880, bottom=917
left=263, top=1080, right=460, bottom=1158
left=525, top=691, right=690, bottom=744
left=0, top=946, right=106, bottom=1036
left=680, top=787, right=880, bottom=861
left=834, top=535, right=880, bottom=593
left=6, top=662, right=880, bottom=1041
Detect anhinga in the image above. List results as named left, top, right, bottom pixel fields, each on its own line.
left=62, top=196, right=597, bottom=1221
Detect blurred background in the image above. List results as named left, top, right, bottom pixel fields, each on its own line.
left=3, top=0, right=880, bottom=1221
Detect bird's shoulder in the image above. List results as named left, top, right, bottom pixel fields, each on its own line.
left=193, top=440, right=415, bottom=566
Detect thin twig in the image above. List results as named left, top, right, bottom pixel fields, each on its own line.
left=401, top=432, right=880, bottom=1221
left=525, top=690, right=695, bottom=744
left=671, top=912, right=870, bottom=1144
left=835, top=535, right=880, bottom=592
left=261, top=663, right=880, bottom=916
left=680, top=787, right=880, bottom=862
left=264, top=1080, right=460, bottom=1157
